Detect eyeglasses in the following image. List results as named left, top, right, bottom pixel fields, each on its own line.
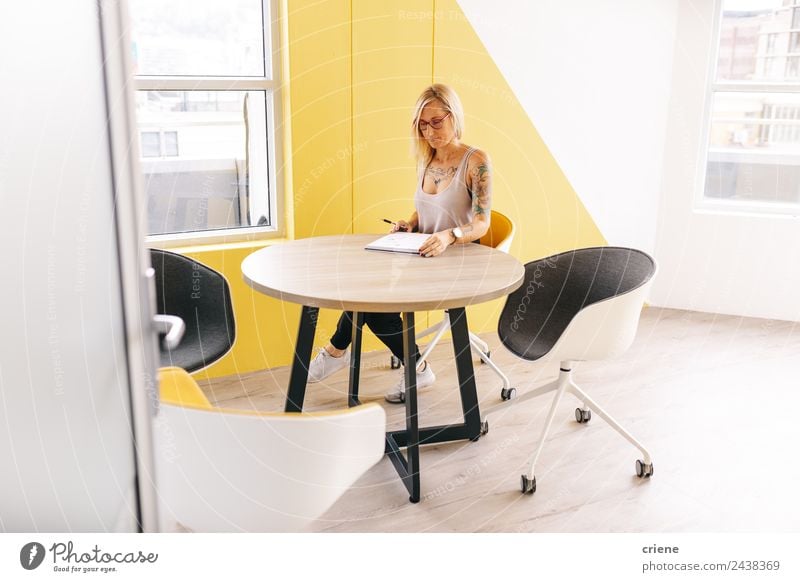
left=418, top=112, right=451, bottom=131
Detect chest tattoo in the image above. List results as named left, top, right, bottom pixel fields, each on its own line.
left=426, top=166, right=457, bottom=187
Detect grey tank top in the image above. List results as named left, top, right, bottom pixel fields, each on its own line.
left=415, top=147, right=476, bottom=235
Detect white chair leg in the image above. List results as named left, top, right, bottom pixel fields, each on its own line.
left=391, top=318, right=449, bottom=369
left=481, top=376, right=559, bottom=416
left=414, top=317, right=449, bottom=342
left=468, top=332, right=489, bottom=354
left=468, top=337, right=510, bottom=390
left=567, top=381, right=652, bottom=464
left=416, top=319, right=450, bottom=367
left=524, top=374, right=570, bottom=481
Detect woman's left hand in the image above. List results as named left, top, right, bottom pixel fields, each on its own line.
left=419, top=231, right=453, bottom=258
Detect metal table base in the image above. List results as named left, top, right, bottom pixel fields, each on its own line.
left=284, top=306, right=484, bottom=503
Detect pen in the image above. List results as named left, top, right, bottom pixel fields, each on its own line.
left=382, top=218, right=409, bottom=232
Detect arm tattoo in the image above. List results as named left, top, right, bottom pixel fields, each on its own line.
left=470, top=162, right=492, bottom=216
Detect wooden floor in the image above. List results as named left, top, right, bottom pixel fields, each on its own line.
left=198, top=307, right=800, bottom=532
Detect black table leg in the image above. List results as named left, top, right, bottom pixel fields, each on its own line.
left=385, top=311, right=421, bottom=503
left=381, top=309, right=485, bottom=503
left=386, top=308, right=483, bottom=447
left=285, top=305, right=318, bottom=413
left=347, top=311, right=364, bottom=407
left=448, top=307, right=483, bottom=440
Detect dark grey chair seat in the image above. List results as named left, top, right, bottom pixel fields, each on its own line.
left=150, top=249, right=235, bottom=373
left=498, top=246, right=656, bottom=362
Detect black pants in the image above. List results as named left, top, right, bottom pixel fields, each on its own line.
left=330, top=311, right=421, bottom=364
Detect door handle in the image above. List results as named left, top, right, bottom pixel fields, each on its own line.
left=153, top=314, right=185, bottom=351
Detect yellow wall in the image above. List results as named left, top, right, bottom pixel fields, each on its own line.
left=177, top=0, right=606, bottom=382
left=352, top=1, right=439, bottom=346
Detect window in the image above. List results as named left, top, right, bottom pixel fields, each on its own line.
left=787, top=56, right=800, bottom=77
left=140, top=132, right=161, bottom=158
left=129, top=0, right=280, bottom=239
left=140, top=130, right=179, bottom=158
left=766, top=32, right=778, bottom=53
left=164, top=131, right=179, bottom=157
left=702, top=1, right=800, bottom=210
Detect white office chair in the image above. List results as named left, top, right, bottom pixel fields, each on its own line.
left=155, top=367, right=386, bottom=532
left=490, top=247, right=657, bottom=495
left=390, top=210, right=517, bottom=399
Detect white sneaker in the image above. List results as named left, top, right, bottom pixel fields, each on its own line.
left=385, top=362, right=436, bottom=404
left=307, top=348, right=350, bottom=383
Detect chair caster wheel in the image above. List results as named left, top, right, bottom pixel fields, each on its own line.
left=636, top=459, right=654, bottom=478
left=520, top=475, right=536, bottom=495
left=575, top=408, right=591, bottom=423
left=479, top=350, right=491, bottom=364
left=501, top=387, right=517, bottom=401
left=390, top=356, right=401, bottom=369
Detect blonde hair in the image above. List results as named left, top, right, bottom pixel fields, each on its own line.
left=411, top=84, right=465, bottom=170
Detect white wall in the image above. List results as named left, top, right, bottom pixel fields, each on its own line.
left=458, top=0, right=680, bottom=253
left=652, top=0, right=800, bottom=322
left=459, top=0, right=800, bottom=322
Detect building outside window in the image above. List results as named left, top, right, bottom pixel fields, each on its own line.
left=128, top=0, right=280, bottom=238
left=703, top=0, right=800, bottom=209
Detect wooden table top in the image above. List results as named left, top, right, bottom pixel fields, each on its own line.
left=241, top=234, right=525, bottom=312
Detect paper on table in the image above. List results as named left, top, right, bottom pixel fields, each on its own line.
left=364, top=232, right=430, bottom=254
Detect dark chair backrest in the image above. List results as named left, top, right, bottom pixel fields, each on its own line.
left=498, top=247, right=656, bottom=362
left=150, top=249, right=235, bottom=372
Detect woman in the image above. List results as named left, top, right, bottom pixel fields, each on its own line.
left=307, top=83, right=493, bottom=403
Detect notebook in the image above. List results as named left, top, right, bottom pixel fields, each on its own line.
left=364, top=232, right=430, bottom=254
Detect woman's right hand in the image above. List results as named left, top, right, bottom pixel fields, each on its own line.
left=391, top=220, right=410, bottom=233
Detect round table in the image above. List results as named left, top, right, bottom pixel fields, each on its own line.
left=242, top=233, right=524, bottom=312
left=242, top=233, right=524, bottom=502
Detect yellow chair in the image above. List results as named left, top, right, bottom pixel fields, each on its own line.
left=478, top=209, right=515, bottom=254
left=390, top=210, right=517, bottom=399
left=155, top=367, right=386, bottom=532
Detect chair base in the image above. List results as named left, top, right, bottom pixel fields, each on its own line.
left=486, top=361, right=653, bottom=493
left=390, top=313, right=512, bottom=394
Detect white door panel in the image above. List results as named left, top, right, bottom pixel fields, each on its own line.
left=0, top=0, right=157, bottom=532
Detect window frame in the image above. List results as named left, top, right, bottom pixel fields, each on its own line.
left=135, top=0, right=284, bottom=246
left=696, top=0, right=800, bottom=217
